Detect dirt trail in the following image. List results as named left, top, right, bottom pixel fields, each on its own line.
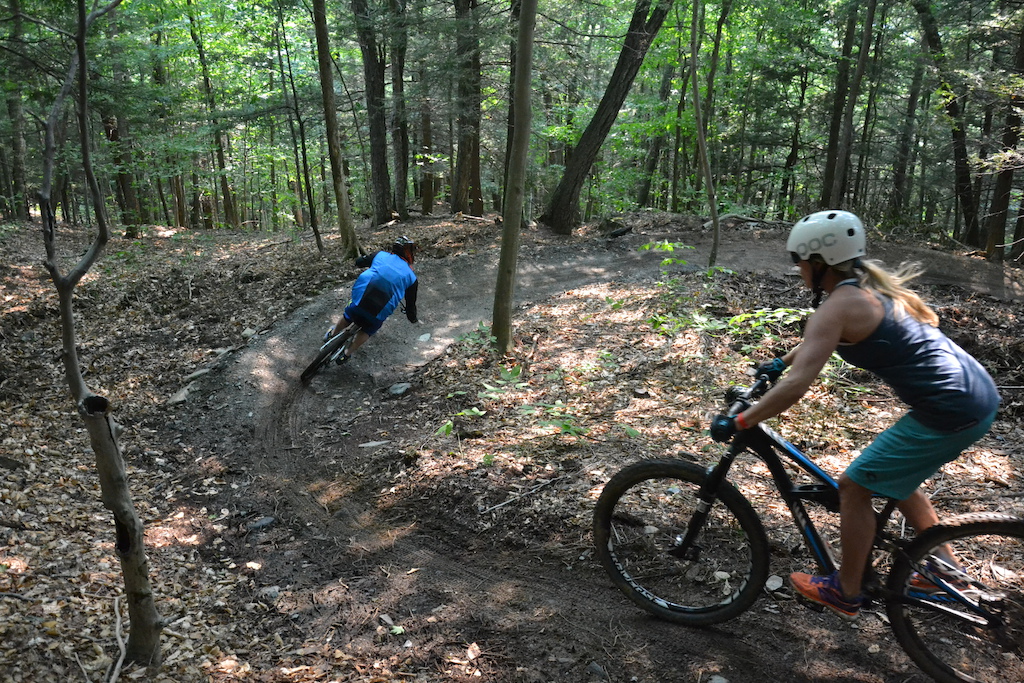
left=191, top=222, right=1020, bottom=683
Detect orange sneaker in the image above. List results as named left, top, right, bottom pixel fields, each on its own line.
left=908, top=559, right=971, bottom=595
left=790, top=571, right=863, bottom=621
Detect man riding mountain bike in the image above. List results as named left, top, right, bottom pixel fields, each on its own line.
left=325, top=236, right=419, bottom=363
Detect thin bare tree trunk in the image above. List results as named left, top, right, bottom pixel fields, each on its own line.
left=820, top=3, right=858, bottom=208
left=313, top=0, right=358, bottom=256
left=186, top=0, right=239, bottom=228
left=352, top=0, right=394, bottom=225
left=829, top=0, right=876, bottom=207
left=689, top=0, right=719, bottom=266
left=390, top=0, right=410, bottom=220
left=451, top=0, right=483, bottom=216
left=912, top=0, right=982, bottom=245
left=983, top=20, right=1024, bottom=261
left=39, top=0, right=162, bottom=669
left=6, top=0, right=29, bottom=221
left=637, top=62, right=675, bottom=207
left=889, top=54, right=924, bottom=219
left=493, top=0, right=537, bottom=354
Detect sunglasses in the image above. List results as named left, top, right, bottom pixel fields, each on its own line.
left=790, top=252, right=802, bottom=264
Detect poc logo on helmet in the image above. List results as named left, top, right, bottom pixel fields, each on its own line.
left=792, top=233, right=837, bottom=259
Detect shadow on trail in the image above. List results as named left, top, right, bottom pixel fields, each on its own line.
left=200, top=227, right=1013, bottom=682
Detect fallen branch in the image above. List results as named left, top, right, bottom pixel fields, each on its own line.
left=107, top=595, right=126, bottom=683
left=932, top=491, right=1024, bottom=503
left=480, top=475, right=566, bottom=514
left=454, top=212, right=494, bottom=223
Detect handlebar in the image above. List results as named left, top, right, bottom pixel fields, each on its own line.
left=723, top=373, right=772, bottom=417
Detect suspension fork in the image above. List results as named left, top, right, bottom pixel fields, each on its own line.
left=668, top=440, right=743, bottom=560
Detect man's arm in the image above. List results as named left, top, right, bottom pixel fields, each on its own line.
left=404, top=280, right=418, bottom=323
left=355, top=251, right=377, bottom=268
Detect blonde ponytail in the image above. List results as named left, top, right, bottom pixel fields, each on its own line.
left=855, top=259, right=939, bottom=326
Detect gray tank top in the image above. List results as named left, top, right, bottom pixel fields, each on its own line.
left=833, top=284, right=999, bottom=431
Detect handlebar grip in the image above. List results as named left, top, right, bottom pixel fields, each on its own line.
left=723, top=375, right=770, bottom=416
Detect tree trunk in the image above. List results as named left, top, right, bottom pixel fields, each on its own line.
left=493, top=0, right=537, bottom=354
left=671, top=57, right=692, bottom=213
left=420, top=99, right=435, bottom=214
left=6, top=0, right=29, bottom=221
left=852, top=8, right=885, bottom=209
left=983, top=20, right=1024, bottom=261
left=637, top=62, right=675, bottom=207
left=829, top=0, right=876, bottom=207
left=38, top=1, right=162, bottom=669
left=104, top=114, right=143, bottom=236
left=275, top=14, right=323, bottom=250
left=390, top=0, right=410, bottom=220
left=186, top=0, right=239, bottom=228
left=777, top=69, right=808, bottom=219
left=889, top=54, right=924, bottom=219
left=540, top=0, right=673, bottom=234
left=501, top=0, right=522, bottom=213
left=689, top=0, right=719, bottom=266
left=912, top=0, right=982, bottom=246
left=1012, top=211, right=1024, bottom=261
left=820, top=3, right=858, bottom=208
left=312, top=0, right=358, bottom=257
left=701, top=0, right=732, bottom=176
left=451, top=0, right=484, bottom=216
left=352, top=0, right=394, bottom=226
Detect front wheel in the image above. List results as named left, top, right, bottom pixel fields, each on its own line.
left=300, top=327, right=354, bottom=383
left=592, top=458, right=770, bottom=626
left=886, top=512, right=1024, bottom=683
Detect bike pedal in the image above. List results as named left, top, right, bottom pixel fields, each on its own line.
left=794, top=593, right=826, bottom=613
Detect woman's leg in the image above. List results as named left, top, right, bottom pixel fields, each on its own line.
left=837, top=473, right=877, bottom=598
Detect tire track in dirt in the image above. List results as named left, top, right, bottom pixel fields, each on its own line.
left=226, top=227, right=1018, bottom=682
left=232, top=240, right=797, bottom=681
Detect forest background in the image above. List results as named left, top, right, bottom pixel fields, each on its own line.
left=3, top=0, right=1024, bottom=258
left=3, top=0, right=1024, bottom=681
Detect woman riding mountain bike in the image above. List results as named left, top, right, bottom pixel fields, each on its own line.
left=324, top=236, right=419, bottom=364
left=709, top=209, right=1000, bottom=620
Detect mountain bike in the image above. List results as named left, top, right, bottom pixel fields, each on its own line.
left=593, top=373, right=1024, bottom=683
left=300, top=321, right=358, bottom=383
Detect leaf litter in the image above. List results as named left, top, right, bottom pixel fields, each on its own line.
left=1, top=213, right=1022, bottom=682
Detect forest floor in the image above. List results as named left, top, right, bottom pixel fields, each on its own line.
left=2, top=211, right=1024, bottom=683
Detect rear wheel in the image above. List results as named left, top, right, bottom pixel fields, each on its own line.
left=301, top=327, right=354, bottom=383
left=592, top=458, right=770, bottom=626
left=887, top=513, right=1024, bottom=683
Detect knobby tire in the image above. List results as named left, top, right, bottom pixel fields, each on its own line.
left=300, top=328, right=354, bottom=383
left=886, top=512, right=1024, bottom=683
left=593, top=458, right=770, bottom=626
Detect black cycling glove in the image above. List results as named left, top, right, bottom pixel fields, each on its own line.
left=710, top=415, right=737, bottom=442
left=755, top=357, right=787, bottom=382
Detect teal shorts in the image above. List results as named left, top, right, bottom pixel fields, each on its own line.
left=845, top=411, right=996, bottom=500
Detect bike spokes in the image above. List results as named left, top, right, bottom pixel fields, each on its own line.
left=888, top=517, right=1024, bottom=682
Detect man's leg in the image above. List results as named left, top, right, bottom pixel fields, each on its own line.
left=346, top=330, right=370, bottom=356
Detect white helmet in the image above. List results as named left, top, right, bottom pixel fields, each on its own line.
left=787, top=210, right=866, bottom=265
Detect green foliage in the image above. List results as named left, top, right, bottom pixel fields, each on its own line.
left=618, top=424, right=641, bottom=438
left=479, top=365, right=528, bottom=399
left=460, top=322, right=497, bottom=349
left=639, top=240, right=695, bottom=268
left=519, top=400, right=588, bottom=437
left=728, top=307, right=809, bottom=339
left=604, top=296, right=624, bottom=310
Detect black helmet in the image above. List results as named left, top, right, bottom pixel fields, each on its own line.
left=391, top=235, right=416, bottom=263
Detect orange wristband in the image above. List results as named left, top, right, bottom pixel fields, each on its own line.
left=735, top=413, right=750, bottom=430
